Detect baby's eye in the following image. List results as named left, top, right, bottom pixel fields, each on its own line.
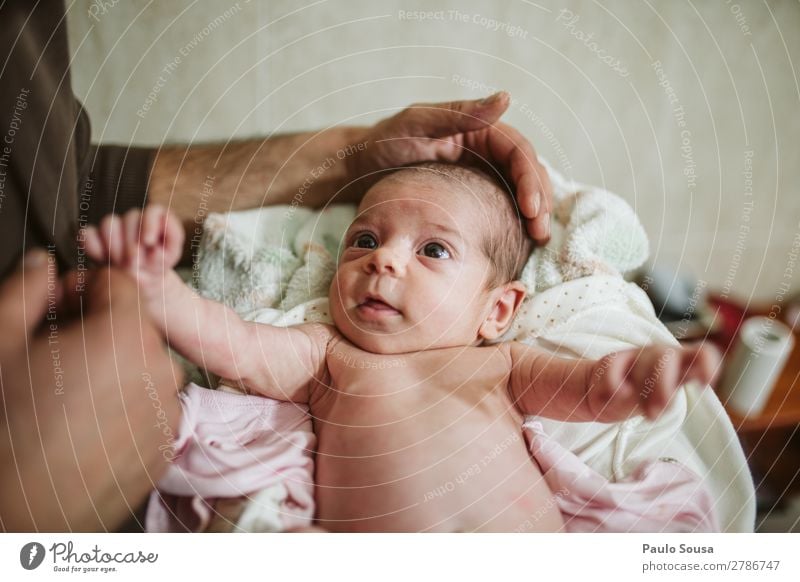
left=421, top=242, right=450, bottom=259
left=353, top=233, right=378, bottom=249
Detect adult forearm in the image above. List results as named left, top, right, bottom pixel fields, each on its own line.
left=148, top=126, right=368, bottom=222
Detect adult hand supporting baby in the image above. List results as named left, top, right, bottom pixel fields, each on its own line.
left=0, top=252, right=182, bottom=531
left=345, top=91, right=553, bottom=244
left=150, top=93, right=552, bottom=249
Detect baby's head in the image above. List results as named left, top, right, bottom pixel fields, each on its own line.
left=329, top=162, right=533, bottom=354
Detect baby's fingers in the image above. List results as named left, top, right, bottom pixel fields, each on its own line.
left=680, top=343, right=722, bottom=387
left=589, top=351, right=640, bottom=420
left=142, top=204, right=184, bottom=267
left=142, top=204, right=165, bottom=248
left=82, top=225, right=106, bottom=262
left=99, top=214, right=125, bottom=266
left=636, top=347, right=680, bottom=420
left=163, top=209, right=185, bottom=267
left=122, top=209, right=143, bottom=265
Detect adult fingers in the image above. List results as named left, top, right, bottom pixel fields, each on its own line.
left=399, top=92, right=511, bottom=139
left=57, top=270, right=85, bottom=317
left=527, top=214, right=551, bottom=245
left=480, top=123, right=552, bottom=245
left=57, top=269, right=128, bottom=318
left=0, top=249, right=54, bottom=355
left=81, top=267, right=138, bottom=316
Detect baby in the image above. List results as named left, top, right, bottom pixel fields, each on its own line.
left=85, top=162, right=717, bottom=532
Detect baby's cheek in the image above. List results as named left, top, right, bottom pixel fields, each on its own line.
left=328, top=270, right=348, bottom=301
left=329, top=283, right=346, bottom=314
left=432, top=299, right=472, bottom=332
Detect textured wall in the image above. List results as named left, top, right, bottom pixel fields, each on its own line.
left=67, top=0, right=800, bottom=303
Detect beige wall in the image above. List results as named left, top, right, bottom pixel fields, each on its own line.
left=67, top=0, right=800, bottom=303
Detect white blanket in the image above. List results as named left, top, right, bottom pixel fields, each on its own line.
left=192, top=165, right=755, bottom=532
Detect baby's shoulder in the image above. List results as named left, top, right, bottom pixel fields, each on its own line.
left=474, top=342, right=514, bottom=369
left=294, top=321, right=341, bottom=353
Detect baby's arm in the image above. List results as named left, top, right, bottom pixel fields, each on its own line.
left=507, top=342, right=719, bottom=422
left=83, top=207, right=329, bottom=403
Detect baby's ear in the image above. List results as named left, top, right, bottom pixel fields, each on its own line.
left=478, top=281, right=526, bottom=341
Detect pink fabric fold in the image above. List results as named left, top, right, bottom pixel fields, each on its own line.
left=523, top=421, right=719, bottom=532
left=146, top=383, right=315, bottom=532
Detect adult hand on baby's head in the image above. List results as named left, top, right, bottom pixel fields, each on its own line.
left=586, top=343, right=721, bottom=422
left=82, top=205, right=184, bottom=288
left=347, top=92, right=552, bottom=245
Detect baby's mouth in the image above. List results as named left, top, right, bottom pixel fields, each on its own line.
left=356, top=295, right=402, bottom=318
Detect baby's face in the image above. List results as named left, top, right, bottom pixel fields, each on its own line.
left=329, top=173, right=498, bottom=354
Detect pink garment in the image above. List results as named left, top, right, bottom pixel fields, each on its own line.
left=146, top=383, right=315, bottom=532
left=523, top=421, right=719, bottom=532
left=145, top=384, right=718, bottom=533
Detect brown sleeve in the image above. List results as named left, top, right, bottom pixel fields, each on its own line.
left=80, top=137, right=155, bottom=226
left=0, top=0, right=154, bottom=278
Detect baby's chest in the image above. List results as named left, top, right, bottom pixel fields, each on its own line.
left=321, top=344, right=512, bottom=401
left=324, top=349, right=421, bottom=396
left=313, top=346, right=523, bottom=450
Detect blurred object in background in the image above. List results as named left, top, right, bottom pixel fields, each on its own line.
left=785, top=293, right=800, bottom=333
left=636, top=264, right=721, bottom=342
left=718, top=316, right=795, bottom=417
left=701, top=290, right=800, bottom=522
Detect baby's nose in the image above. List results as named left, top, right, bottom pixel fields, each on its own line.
left=367, top=246, right=407, bottom=276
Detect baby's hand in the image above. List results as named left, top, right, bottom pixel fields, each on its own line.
left=587, top=343, right=720, bottom=421
left=82, top=205, right=184, bottom=288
